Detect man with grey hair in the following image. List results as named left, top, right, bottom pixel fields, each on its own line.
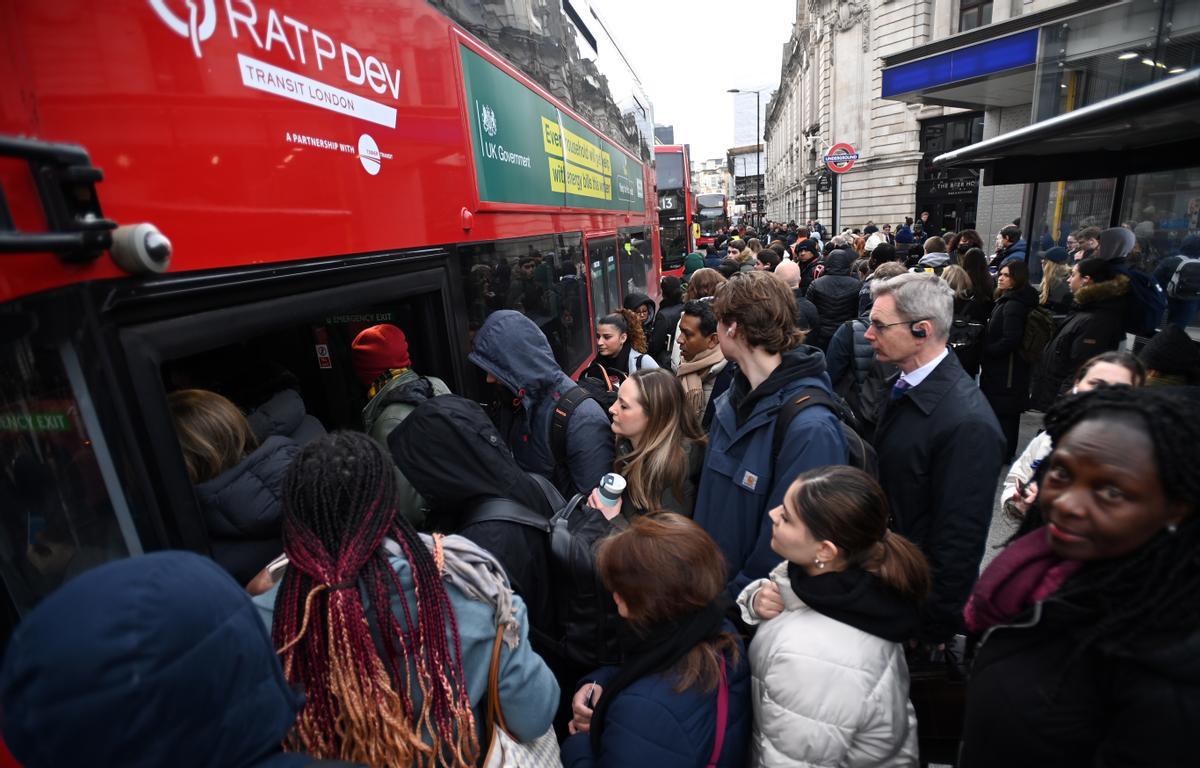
left=865, top=273, right=1005, bottom=649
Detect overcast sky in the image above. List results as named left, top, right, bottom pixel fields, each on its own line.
left=598, top=0, right=797, bottom=163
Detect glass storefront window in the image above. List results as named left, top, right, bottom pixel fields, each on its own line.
left=1028, top=177, right=1117, bottom=280
left=1120, top=167, right=1200, bottom=328
left=1033, top=0, right=1200, bottom=122
left=0, top=332, right=140, bottom=619
left=460, top=234, right=592, bottom=374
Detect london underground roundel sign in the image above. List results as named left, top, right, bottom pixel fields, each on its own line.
left=824, top=143, right=859, bottom=174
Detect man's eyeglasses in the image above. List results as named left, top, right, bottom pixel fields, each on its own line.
left=868, top=317, right=931, bottom=332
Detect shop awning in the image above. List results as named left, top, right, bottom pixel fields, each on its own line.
left=933, top=69, right=1200, bottom=184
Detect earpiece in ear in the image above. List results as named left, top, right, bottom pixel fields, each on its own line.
left=911, top=324, right=927, bottom=338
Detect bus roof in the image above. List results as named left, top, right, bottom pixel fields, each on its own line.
left=0, top=0, right=653, bottom=303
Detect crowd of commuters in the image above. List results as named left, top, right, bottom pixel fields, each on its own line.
left=2, top=215, right=1197, bottom=768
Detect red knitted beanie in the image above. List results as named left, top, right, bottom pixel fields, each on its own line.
left=351, top=324, right=411, bottom=386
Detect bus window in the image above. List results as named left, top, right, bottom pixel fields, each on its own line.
left=587, top=235, right=620, bottom=320
left=459, top=235, right=592, bottom=375
left=619, top=226, right=652, bottom=297
left=0, top=330, right=140, bottom=627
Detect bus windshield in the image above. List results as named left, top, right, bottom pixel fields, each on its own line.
left=656, top=153, right=685, bottom=190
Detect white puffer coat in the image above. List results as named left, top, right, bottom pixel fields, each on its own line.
left=737, top=562, right=919, bottom=767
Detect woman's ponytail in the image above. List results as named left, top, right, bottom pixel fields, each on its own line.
left=789, top=466, right=931, bottom=603
left=870, top=530, right=931, bottom=601
left=618, top=307, right=649, bottom=353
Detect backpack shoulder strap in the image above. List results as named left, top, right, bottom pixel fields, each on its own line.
left=772, top=387, right=839, bottom=463
left=458, top=498, right=552, bottom=533
left=528, top=471, right=566, bottom=511
left=551, top=386, right=594, bottom=461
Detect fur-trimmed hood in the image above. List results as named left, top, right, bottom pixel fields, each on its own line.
left=1073, top=273, right=1130, bottom=307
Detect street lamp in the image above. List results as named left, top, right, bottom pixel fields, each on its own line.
left=728, top=87, right=767, bottom=227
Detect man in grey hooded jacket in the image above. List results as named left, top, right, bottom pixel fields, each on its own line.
left=470, top=310, right=614, bottom=496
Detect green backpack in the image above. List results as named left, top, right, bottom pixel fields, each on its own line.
left=1020, top=306, right=1056, bottom=364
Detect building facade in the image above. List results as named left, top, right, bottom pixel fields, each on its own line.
left=764, top=0, right=1088, bottom=235
left=691, top=157, right=728, bottom=197
left=884, top=0, right=1199, bottom=255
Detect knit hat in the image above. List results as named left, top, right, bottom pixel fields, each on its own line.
left=1139, top=324, right=1200, bottom=376
left=1042, top=246, right=1069, bottom=264
left=865, top=233, right=885, bottom=252
left=351, top=324, right=411, bottom=386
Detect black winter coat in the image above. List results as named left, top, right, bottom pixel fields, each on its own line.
left=1030, top=275, right=1130, bottom=411
left=962, top=599, right=1200, bottom=767
left=980, top=284, right=1038, bottom=415
left=194, top=435, right=300, bottom=585
left=649, top=302, right=685, bottom=368
left=874, top=354, right=1005, bottom=642
left=791, top=288, right=821, bottom=334
left=805, top=250, right=861, bottom=350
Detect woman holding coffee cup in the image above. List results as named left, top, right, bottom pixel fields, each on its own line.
left=587, top=369, right=706, bottom=526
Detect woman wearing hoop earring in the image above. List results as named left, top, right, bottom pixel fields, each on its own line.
left=737, top=466, right=929, bottom=767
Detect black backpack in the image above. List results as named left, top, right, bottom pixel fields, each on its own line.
left=832, top=320, right=893, bottom=443
left=459, top=475, right=623, bottom=669
left=772, top=387, right=879, bottom=479
left=574, top=358, right=645, bottom=415
left=947, top=313, right=986, bottom=377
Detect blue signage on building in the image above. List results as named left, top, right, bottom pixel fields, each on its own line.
left=882, top=28, right=1040, bottom=98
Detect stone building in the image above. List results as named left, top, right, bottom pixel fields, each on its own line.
left=765, top=0, right=1085, bottom=235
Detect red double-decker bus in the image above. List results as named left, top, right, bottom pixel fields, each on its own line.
left=653, top=144, right=694, bottom=273
left=695, top=193, right=729, bottom=247
left=0, top=0, right=660, bottom=638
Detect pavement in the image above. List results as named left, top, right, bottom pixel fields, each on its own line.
left=980, top=410, right=1044, bottom=571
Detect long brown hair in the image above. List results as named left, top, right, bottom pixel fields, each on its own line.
left=599, top=308, right=648, bottom=354
left=789, top=466, right=930, bottom=600
left=995, top=259, right=1030, bottom=299
left=597, top=514, right=739, bottom=692
left=615, top=369, right=705, bottom=513
left=168, top=388, right=258, bottom=483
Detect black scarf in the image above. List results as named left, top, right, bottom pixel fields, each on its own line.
left=589, top=595, right=731, bottom=753
left=597, top=339, right=634, bottom=375
left=786, top=563, right=919, bottom=643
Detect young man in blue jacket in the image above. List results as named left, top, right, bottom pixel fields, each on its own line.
left=694, top=272, right=848, bottom=599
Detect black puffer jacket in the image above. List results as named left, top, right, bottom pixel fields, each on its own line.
left=962, top=597, right=1200, bottom=767
left=194, top=435, right=300, bottom=585
left=1030, top=275, right=1130, bottom=410
left=805, top=249, right=862, bottom=350
left=980, top=284, right=1039, bottom=415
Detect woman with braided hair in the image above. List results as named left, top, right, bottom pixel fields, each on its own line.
left=264, top=431, right=557, bottom=766
left=961, top=387, right=1200, bottom=767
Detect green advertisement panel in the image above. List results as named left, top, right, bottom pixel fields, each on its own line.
left=460, top=45, right=645, bottom=212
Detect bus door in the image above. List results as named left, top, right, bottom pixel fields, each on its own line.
left=585, top=234, right=620, bottom=319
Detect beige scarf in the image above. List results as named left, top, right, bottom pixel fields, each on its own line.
left=676, top=346, right=726, bottom=420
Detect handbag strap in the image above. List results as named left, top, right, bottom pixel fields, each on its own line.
left=485, top=625, right=511, bottom=736
left=705, top=658, right=729, bottom=768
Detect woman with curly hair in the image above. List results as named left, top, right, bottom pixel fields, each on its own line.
left=961, top=387, right=1200, bottom=767
left=266, top=432, right=557, bottom=766
left=586, top=308, right=658, bottom=377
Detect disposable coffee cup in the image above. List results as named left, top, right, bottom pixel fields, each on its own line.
left=597, top=473, right=626, bottom=507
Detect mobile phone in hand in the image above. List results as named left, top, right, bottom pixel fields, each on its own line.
left=265, top=554, right=289, bottom=583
